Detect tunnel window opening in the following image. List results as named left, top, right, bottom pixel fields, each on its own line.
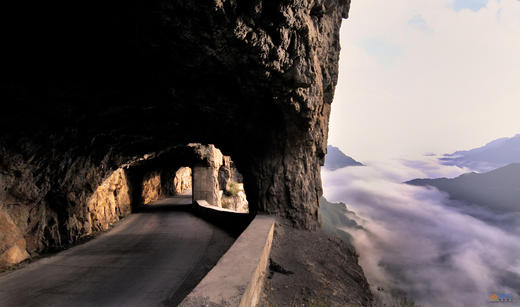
left=217, top=156, right=248, bottom=213
left=173, top=166, right=192, bottom=196
left=132, top=143, right=249, bottom=213
left=191, top=145, right=249, bottom=213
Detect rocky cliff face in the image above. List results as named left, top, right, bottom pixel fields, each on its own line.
left=1, top=0, right=350, bottom=266
left=0, top=210, right=30, bottom=267
left=141, top=172, right=162, bottom=205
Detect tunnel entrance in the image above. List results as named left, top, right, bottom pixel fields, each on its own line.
left=128, top=143, right=249, bottom=213
left=192, top=154, right=249, bottom=213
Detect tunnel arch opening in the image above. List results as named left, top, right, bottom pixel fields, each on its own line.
left=0, top=1, right=350, bottom=267
left=124, top=143, right=249, bottom=214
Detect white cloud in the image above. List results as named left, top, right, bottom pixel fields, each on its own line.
left=330, top=0, right=520, bottom=160
left=322, top=159, right=520, bottom=306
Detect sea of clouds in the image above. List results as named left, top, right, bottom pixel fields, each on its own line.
left=322, top=156, right=520, bottom=307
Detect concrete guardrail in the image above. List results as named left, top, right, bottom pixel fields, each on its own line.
left=180, top=204, right=275, bottom=307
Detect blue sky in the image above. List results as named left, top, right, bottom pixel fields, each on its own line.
left=408, top=14, right=433, bottom=33
left=357, top=38, right=402, bottom=58
left=356, top=37, right=403, bottom=65
left=330, top=0, right=520, bottom=160
left=452, top=0, right=488, bottom=11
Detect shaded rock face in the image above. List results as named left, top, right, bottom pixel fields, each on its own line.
left=218, top=156, right=234, bottom=191
left=0, top=0, right=350, bottom=264
left=218, top=156, right=244, bottom=190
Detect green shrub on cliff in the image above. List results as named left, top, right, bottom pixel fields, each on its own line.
left=224, top=181, right=240, bottom=196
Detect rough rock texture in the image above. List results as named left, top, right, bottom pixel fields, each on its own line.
left=193, top=165, right=223, bottom=207
left=192, top=145, right=225, bottom=207
left=0, top=211, right=29, bottom=267
left=222, top=192, right=249, bottom=213
left=191, top=145, right=249, bottom=212
left=0, top=163, right=133, bottom=268
left=173, top=167, right=192, bottom=195
left=218, top=156, right=249, bottom=212
left=141, top=172, right=162, bottom=205
left=0, top=0, right=351, bottom=265
left=221, top=183, right=249, bottom=213
left=84, top=169, right=132, bottom=233
left=218, top=156, right=243, bottom=190
left=0, top=150, right=135, bottom=263
left=260, top=222, right=374, bottom=306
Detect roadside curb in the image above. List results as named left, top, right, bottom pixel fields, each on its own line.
left=180, top=213, right=275, bottom=307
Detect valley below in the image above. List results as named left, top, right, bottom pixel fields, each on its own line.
left=321, top=142, right=520, bottom=307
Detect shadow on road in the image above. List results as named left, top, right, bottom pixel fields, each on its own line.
left=138, top=195, right=255, bottom=238
left=0, top=194, right=256, bottom=307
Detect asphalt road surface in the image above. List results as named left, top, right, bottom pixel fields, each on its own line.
left=0, top=195, right=236, bottom=307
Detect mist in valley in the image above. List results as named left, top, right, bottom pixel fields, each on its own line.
left=322, top=156, right=520, bottom=307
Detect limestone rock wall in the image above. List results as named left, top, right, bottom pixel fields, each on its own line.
left=218, top=156, right=234, bottom=191
left=193, top=165, right=222, bottom=207
left=173, top=167, right=192, bottom=195
left=1, top=0, right=352, bottom=265
left=0, top=149, right=134, bottom=268
left=85, top=169, right=132, bottom=232
left=221, top=182, right=249, bottom=213
left=141, top=172, right=162, bottom=205
left=218, top=156, right=243, bottom=191
left=0, top=210, right=29, bottom=267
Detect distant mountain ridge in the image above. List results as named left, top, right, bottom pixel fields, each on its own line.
left=440, top=134, right=520, bottom=172
left=407, top=163, right=520, bottom=214
left=324, top=145, right=363, bottom=170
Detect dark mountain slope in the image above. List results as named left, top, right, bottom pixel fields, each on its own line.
left=440, top=134, right=520, bottom=172
left=407, top=163, right=520, bottom=213
left=325, top=145, right=364, bottom=170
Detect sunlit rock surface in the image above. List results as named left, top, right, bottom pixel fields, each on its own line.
left=84, top=169, right=132, bottom=233
left=173, top=167, right=192, bottom=195
left=141, top=172, right=162, bottom=205
left=0, top=211, right=29, bottom=267
left=221, top=183, right=249, bottom=213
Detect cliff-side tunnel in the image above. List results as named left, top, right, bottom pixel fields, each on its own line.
left=0, top=0, right=350, bottom=266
